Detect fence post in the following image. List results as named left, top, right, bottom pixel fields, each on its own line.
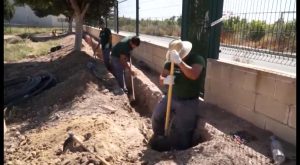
left=136, top=0, right=139, bottom=36
left=181, top=0, right=224, bottom=97
left=208, top=0, right=224, bottom=59
left=114, top=1, right=119, bottom=33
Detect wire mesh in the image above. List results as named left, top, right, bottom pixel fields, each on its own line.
left=220, top=0, right=296, bottom=67
left=106, top=0, right=296, bottom=68
left=107, top=0, right=182, bottom=37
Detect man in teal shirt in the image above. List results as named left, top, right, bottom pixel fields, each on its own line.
left=110, top=36, right=140, bottom=92
left=151, top=39, right=206, bottom=151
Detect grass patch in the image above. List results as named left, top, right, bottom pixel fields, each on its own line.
left=4, top=39, right=62, bottom=62
left=4, top=26, right=65, bottom=37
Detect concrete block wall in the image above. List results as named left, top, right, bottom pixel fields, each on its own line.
left=83, top=25, right=167, bottom=73
left=205, top=59, right=296, bottom=145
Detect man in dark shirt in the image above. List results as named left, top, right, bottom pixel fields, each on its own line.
left=96, top=18, right=112, bottom=70
left=110, top=36, right=140, bottom=92
left=151, top=39, right=206, bottom=151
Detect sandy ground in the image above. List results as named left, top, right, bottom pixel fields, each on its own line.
left=4, top=34, right=296, bottom=165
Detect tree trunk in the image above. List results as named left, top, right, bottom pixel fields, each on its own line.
left=68, top=16, right=73, bottom=33
left=69, top=0, right=90, bottom=51
left=74, top=16, right=83, bottom=51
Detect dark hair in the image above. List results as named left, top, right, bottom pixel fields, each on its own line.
left=131, top=36, right=140, bottom=46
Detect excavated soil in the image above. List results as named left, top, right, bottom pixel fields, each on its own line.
left=4, top=34, right=296, bottom=165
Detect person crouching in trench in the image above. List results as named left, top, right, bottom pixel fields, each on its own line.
left=150, top=39, right=206, bottom=151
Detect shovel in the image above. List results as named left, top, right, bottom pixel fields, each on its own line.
left=149, top=62, right=174, bottom=151
left=164, top=62, right=175, bottom=136
left=129, top=57, right=137, bottom=106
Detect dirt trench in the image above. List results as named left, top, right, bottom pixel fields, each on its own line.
left=4, top=35, right=296, bottom=165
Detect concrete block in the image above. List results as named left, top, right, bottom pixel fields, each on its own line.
left=206, top=61, right=213, bottom=79
left=256, top=72, right=276, bottom=97
left=152, top=46, right=167, bottom=58
left=255, top=94, right=289, bottom=124
left=231, top=87, right=256, bottom=110
left=288, top=106, right=296, bottom=129
left=204, top=78, right=211, bottom=93
left=229, top=68, right=245, bottom=88
left=204, top=89, right=215, bottom=105
left=152, top=54, right=165, bottom=67
left=243, top=70, right=258, bottom=92
left=211, top=61, right=222, bottom=80
left=274, top=75, right=296, bottom=105
left=265, top=117, right=296, bottom=146
left=220, top=64, right=232, bottom=83
left=236, top=105, right=267, bottom=130
left=211, top=81, right=237, bottom=113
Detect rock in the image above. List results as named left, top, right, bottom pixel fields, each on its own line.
left=53, top=158, right=61, bottom=164
left=55, top=148, right=63, bottom=156
left=6, top=161, right=13, bottom=165
left=105, top=156, right=114, bottom=162
left=18, top=135, right=26, bottom=141
left=15, top=131, right=21, bottom=136
left=84, top=133, right=92, bottom=141
left=10, top=126, right=18, bottom=131
left=6, top=148, right=15, bottom=154
left=14, top=160, right=24, bottom=165
left=80, top=156, right=88, bottom=163
left=5, top=143, right=12, bottom=149
left=31, top=151, right=37, bottom=157
left=61, top=159, right=71, bottom=165
left=102, top=89, right=109, bottom=94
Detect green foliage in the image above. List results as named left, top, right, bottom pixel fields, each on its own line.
left=14, top=0, right=114, bottom=23
left=4, top=36, right=60, bottom=61
left=247, top=20, right=267, bottom=41
left=4, top=26, right=55, bottom=35
left=221, top=16, right=295, bottom=53
left=4, top=0, right=15, bottom=21
left=118, top=16, right=181, bottom=37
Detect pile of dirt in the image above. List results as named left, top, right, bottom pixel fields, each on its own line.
left=4, top=35, right=153, bottom=164
left=4, top=34, right=296, bottom=165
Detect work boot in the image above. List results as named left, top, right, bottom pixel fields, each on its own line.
left=149, top=135, right=171, bottom=152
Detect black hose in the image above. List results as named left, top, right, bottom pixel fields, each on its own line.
left=4, top=72, right=57, bottom=108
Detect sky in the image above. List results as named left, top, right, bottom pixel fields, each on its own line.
left=118, top=0, right=296, bottom=23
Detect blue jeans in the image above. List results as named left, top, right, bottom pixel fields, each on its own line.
left=102, top=48, right=111, bottom=70
left=151, top=95, right=199, bottom=149
left=111, top=56, right=127, bottom=91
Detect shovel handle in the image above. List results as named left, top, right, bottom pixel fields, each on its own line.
left=130, top=57, right=135, bottom=100
left=164, top=62, right=174, bottom=136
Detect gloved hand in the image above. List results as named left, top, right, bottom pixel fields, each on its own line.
left=163, top=75, right=175, bottom=85
left=169, top=50, right=182, bottom=64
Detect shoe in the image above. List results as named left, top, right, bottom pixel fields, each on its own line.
left=149, top=135, right=171, bottom=152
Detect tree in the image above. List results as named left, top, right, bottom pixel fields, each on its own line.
left=4, top=0, right=15, bottom=21
left=14, top=0, right=115, bottom=51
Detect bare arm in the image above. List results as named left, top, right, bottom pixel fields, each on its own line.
left=177, top=62, right=203, bottom=80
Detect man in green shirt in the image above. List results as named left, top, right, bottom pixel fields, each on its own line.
left=95, top=18, right=112, bottom=71
left=150, top=39, right=206, bottom=151
left=110, top=36, right=140, bottom=92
